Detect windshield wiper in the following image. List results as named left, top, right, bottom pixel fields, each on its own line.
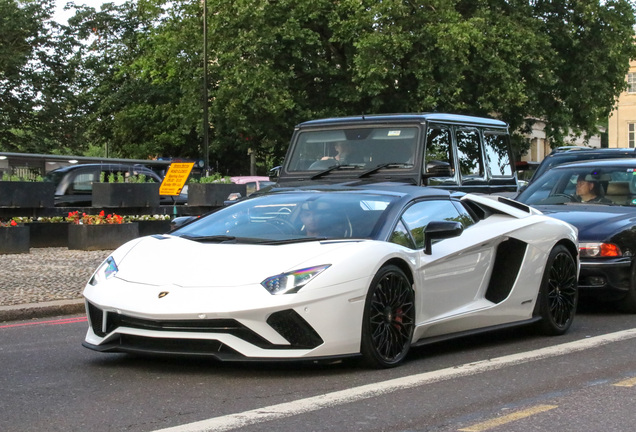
left=179, top=235, right=237, bottom=243
left=310, top=164, right=360, bottom=180
left=258, top=237, right=329, bottom=245
left=358, top=162, right=413, bottom=178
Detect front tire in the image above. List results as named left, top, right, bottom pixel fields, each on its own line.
left=535, top=244, right=578, bottom=335
left=360, top=265, right=415, bottom=368
left=617, top=262, right=636, bottom=313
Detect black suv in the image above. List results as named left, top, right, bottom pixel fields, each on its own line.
left=275, top=113, right=518, bottom=195
left=45, top=163, right=186, bottom=206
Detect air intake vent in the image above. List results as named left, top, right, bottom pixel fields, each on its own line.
left=267, top=309, right=323, bottom=348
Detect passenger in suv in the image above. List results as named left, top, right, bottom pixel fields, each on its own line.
left=274, top=113, right=518, bottom=195
left=45, top=163, right=186, bottom=206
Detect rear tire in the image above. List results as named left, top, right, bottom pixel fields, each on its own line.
left=535, top=244, right=578, bottom=335
left=360, top=265, right=415, bottom=368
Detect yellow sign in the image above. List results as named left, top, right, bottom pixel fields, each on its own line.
left=159, top=162, right=195, bottom=196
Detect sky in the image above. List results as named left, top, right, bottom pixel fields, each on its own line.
left=53, top=0, right=128, bottom=24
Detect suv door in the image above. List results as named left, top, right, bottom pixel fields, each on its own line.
left=422, top=124, right=458, bottom=188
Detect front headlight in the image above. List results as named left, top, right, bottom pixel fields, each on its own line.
left=89, top=256, right=119, bottom=286
left=579, top=242, right=622, bottom=258
left=261, top=265, right=331, bottom=295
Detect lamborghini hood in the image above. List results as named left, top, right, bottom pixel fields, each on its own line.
left=112, top=235, right=357, bottom=288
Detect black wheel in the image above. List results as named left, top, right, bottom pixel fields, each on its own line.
left=360, top=265, right=415, bottom=368
left=617, top=262, right=636, bottom=313
left=535, top=245, right=578, bottom=335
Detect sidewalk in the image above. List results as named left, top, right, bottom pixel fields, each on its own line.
left=0, top=248, right=112, bottom=322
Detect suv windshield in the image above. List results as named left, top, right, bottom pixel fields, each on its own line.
left=286, top=126, right=418, bottom=172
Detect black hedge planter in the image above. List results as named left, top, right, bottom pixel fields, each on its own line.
left=92, top=183, right=160, bottom=208
left=26, top=222, right=69, bottom=248
left=0, top=182, right=55, bottom=208
left=137, top=220, right=172, bottom=237
left=68, top=223, right=139, bottom=251
left=0, top=226, right=30, bottom=254
left=187, top=183, right=247, bottom=207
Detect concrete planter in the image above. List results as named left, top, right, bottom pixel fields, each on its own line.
left=68, top=223, right=139, bottom=251
left=92, top=183, right=160, bottom=208
left=26, top=222, right=69, bottom=248
left=0, top=182, right=55, bottom=208
left=0, top=226, right=30, bottom=254
left=187, top=183, right=247, bottom=207
left=137, top=220, right=172, bottom=237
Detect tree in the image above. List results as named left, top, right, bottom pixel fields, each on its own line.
left=59, top=0, right=636, bottom=172
left=202, top=0, right=636, bottom=167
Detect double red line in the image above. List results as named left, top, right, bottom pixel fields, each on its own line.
left=0, top=316, right=87, bottom=329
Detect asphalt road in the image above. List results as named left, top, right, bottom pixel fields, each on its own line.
left=1, top=302, right=636, bottom=432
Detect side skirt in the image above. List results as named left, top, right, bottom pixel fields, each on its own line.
left=411, top=316, right=542, bottom=348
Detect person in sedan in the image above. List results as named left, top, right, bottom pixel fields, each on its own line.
left=576, top=174, right=611, bottom=203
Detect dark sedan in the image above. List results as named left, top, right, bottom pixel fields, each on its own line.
left=45, top=163, right=187, bottom=206
left=516, top=158, right=636, bottom=312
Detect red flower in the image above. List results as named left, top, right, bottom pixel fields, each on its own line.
left=10, top=220, right=17, bottom=226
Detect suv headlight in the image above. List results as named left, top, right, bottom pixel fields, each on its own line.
left=89, top=256, right=119, bottom=286
left=261, top=265, right=331, bottom=295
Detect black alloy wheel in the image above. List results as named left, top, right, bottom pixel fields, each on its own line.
left=617, top=262, right=636, bottom=313
left=361, top=265, right=415, bottom=368
left=536, top=244, right=578, bottom=335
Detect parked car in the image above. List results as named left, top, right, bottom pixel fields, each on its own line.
left=521, top=147, right=636, bottom=190
left=45, top=163, right=187, bottom=206
left=515, top=161, right=540, bottom=188
left=516, top=158, right=636, bottom=312
left=82, top=183, right=578, bottom=368
left=273, top=113, right=519, bottom=195
left=230, top=176, right=275, bottom=196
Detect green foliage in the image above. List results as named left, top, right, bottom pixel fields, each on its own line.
left=0, top=0, right=85, bottom=154
left=100, top=171, right=153, bottom=183
left=1, top=172, right=43, bottom=182
left=190, top=172, right=232, bottom=184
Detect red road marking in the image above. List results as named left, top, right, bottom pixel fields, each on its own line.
left=0, top=316, right=87, bottom=329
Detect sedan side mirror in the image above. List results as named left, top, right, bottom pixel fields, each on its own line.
left=424, top=221, right=464, bottom=255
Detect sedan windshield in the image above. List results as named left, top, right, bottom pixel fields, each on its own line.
left=173, top=192, right=399, bottom=243
left=517, top=165, right=636, bottom=206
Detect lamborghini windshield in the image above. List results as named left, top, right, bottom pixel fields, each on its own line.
left=172, top=191, right=398, bottom=243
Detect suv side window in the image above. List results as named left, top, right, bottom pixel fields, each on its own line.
left=483, top=132, right=513, bottom=177
left=456, top=127, right=484, bottom=180
left=424, top=125, right=456, bottom=186
left=390, top=200, right=474, bottom=249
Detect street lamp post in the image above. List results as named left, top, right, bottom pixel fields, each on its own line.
left=202, top=0, right=209, bottom=175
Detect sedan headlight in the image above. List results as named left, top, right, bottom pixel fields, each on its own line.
left=89, top=256, right=119, bottom=286
left=261, top=265, right=331, bottom=295
left=579, top=242, right=622, bottom=258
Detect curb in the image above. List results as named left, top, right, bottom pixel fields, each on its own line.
left=0, top=299, right=85, bottom=322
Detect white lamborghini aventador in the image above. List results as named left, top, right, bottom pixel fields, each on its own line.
left=82, top=184, right=579, bottom=368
